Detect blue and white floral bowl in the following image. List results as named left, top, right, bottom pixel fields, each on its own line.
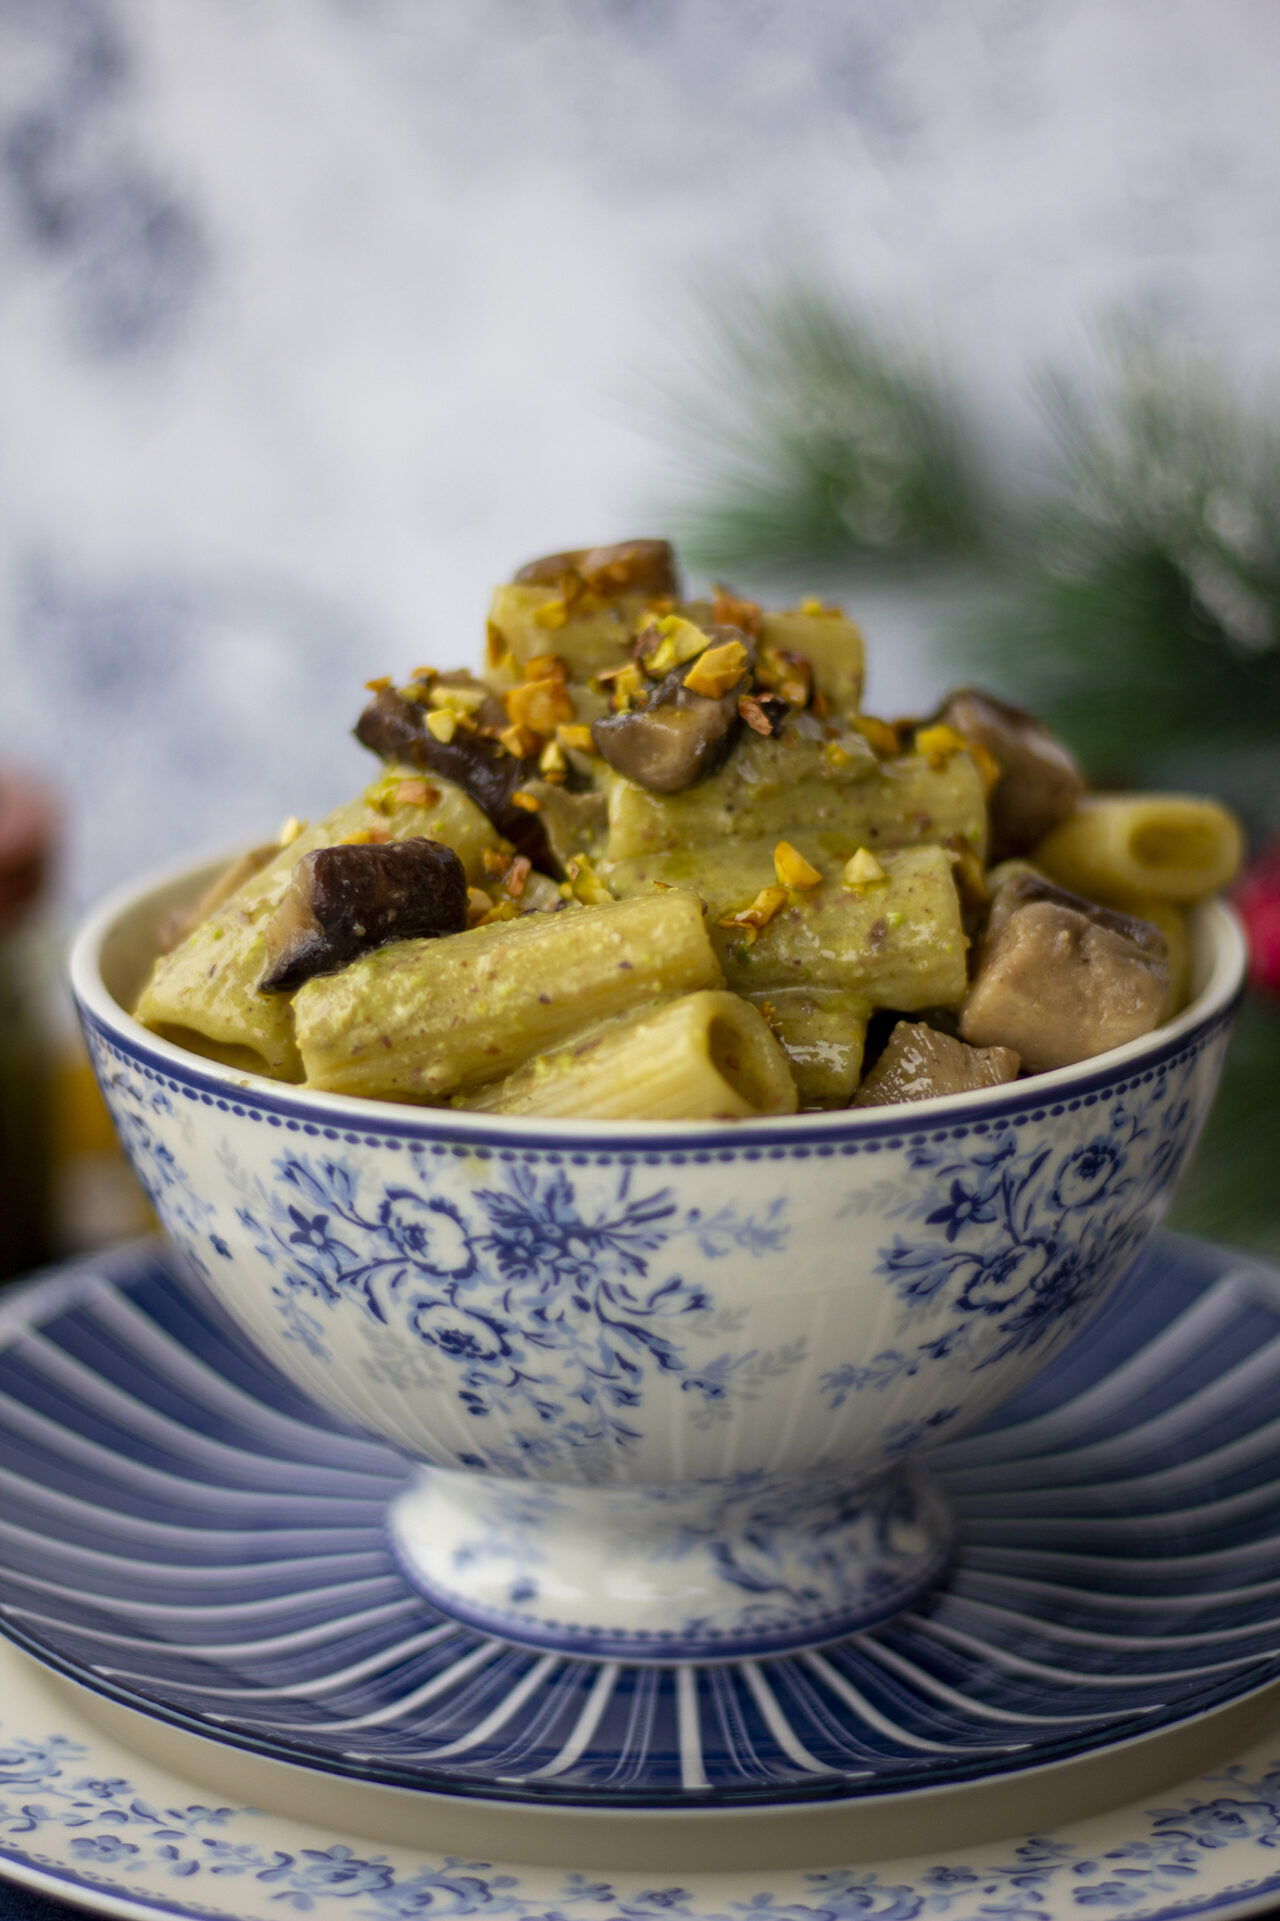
left=70, top=855, right=1246, bottom=1663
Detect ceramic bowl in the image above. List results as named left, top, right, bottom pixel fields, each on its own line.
left=70, top=852, right=1246, bottom=1661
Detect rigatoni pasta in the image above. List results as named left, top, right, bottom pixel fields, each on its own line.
left=1034, top=794, right=1244, bottom=907
left=134, top=536, right=1245, bottom=1118
left=458, top=991, right=798, bottom=1120
left=293, top=890, right=723, bottom=1102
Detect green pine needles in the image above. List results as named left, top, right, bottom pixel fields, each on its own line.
left=658, top=289, right=1280, bottom=818
left=660, top=277, right=989, bottom=575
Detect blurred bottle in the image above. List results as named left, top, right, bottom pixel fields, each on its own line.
left=0, top=771, right=59, bottom=1281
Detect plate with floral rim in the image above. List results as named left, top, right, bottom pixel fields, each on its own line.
left=2, top=1237, right=1280, bottom=1819
left=9, top=1620, right=1280, bottom=1921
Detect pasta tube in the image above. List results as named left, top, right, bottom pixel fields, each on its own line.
left=1104, top=893, right=1191, bottom=1019
left=486, top=583, right=648, bottom=682
left=758, top=607, right=865, bottom=714
left=1035, top=794, right=1243, bottom=905
left=742, top=987, right=870, bottom=1109
left=606, top=741, right=988, bottom=865
left=607, top=841, right=969, bottom=1010
left=134, top=774, right=502, bottom=1080
left=293, top=890, right=724, bottom=1102
left=459, top=991, right=798, bottom=1120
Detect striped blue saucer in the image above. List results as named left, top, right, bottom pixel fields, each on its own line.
left=1, top=1234, right=1279, bottom=1811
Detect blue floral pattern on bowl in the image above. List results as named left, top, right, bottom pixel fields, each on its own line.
left=71, top=878, right=1242, bottom=1659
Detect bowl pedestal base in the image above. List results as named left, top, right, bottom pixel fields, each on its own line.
left=386, top=1460, right=956, bottom=1659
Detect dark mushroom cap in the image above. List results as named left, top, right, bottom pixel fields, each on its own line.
left=353, top=686, right=551, bottom=868
left=980, top=871, right=1167, bottom=964
left=934, top=687, right=1085, bottom=859
left=259, top=837, right=468, bottom=993
left=590, top=628, right=754, bottom=793
left=513, top=539, right=679, bottom=601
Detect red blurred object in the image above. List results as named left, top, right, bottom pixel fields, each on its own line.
left=1236, top=836, right=1280, bottom=997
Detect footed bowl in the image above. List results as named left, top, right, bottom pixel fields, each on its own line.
left=70, top=853, right=1246, bottom=1661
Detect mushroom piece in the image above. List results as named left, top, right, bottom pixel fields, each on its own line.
left=354, top=686, right=550, bottom=867
left=259, top=838, right=467, bottom=993
left=853, top=1021, right=1020, bottom=1107
left=960, top=874, right=1169, bottom=1072
left=513, top=539, right=679, bottom=600
left=933, top=688, right=1085, bottom=860
left=590, top=628, right=753, bottom=794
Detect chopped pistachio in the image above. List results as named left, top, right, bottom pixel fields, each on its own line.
left=756, top=645, right=811, bottom=707
left=842, top=848, right=887, bottom=890
left=683, top=639, right=749, bottom=698
left=499, top=721, right=540, bottom=759
left=426, top=708, right=457, bottom=744
left=522, top=653, right=567, bottom=682
left=539, top=737, right=569, bottom=779
left=609, top=662, right=646, bottom=710
left=564, top=855, right=614, bottom=906
left=718, top=884, right=789, bottom=938
left=774, top=841, right=823, bottom=889
left=393, top=778, right=438, bottom=809
left=641, top=613, right=711, bottom=677
left=429, top=681, right=487, bottom=713
left=556, top=722, right=597, bottom=753
left=510, top=789, right=542, bottom=813
left=914, top=723, right=966, bottom=767
left=533, top=597, right=569, bottom=630
left=363, top=674, right=393, bottom=692
left=504, top=855, right=532, bottom=899
left=505, top=675, right=575, bottom=737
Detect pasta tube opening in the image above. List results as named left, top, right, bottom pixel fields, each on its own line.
left=459, top=991, right=798, bottom=1121
left=1035, top=794, right=1244, bottom=905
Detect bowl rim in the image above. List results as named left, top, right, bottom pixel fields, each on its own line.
left=70, top=843, right=1249, bottom=1149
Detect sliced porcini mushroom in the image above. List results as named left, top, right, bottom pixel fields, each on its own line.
left=513, top=539, right=679, bottom=600
left=590, top=627, right=753, bottom=794
left=354, top=686, right=550, bottom=867
left=933, top=688, right=1085, bottom=859
left=852, top=1020, right=1020, bottom=1108
left=259, top=838, right=467, bottom=993
left=960, top=875, right=1169, bottom=1073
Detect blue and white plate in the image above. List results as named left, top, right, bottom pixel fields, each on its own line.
left=1, top=1234, right=1280, bottom=1811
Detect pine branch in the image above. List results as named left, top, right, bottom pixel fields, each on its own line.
left=956, top=322, right=1280, bottom=810
left=659, top=276, right=990, bottom=576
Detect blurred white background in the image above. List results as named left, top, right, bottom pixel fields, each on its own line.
left=3, top=0, right=1279, bottom=906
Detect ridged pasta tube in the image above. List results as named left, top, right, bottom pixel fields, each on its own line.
left=293, top=890, right=724, bottom=1102
left=1035, top=794, right=1243, bottom=905
left=607, top=842, right=969, bottom=1011
left=487, top=583, right=649, bottom=681
left=459, top=991, right=798, bottom=1120
left=606, top=741, right=987, bottom=865
left=135, top=774, right=501, bottom=1080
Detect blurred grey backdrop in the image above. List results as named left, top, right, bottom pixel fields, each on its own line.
left=3, top=0, right=1279, bottom=908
